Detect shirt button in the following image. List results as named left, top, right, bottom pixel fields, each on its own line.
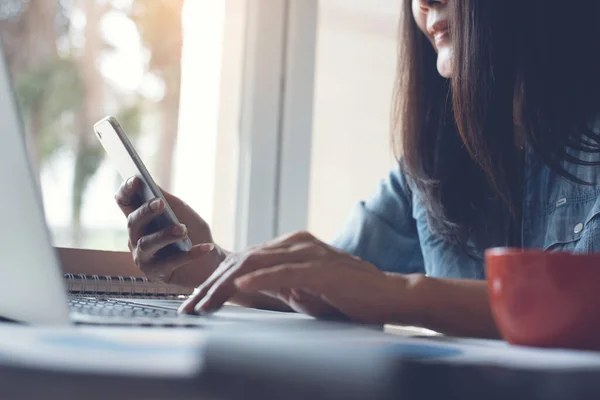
left=574, top=223, right=584, bottom=234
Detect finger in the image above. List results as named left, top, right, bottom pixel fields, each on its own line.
left=115, top=176, right=142, bottom=216
left=238, top=264, right=379, bottom=323
left=178, top=287, right=204, bottom=314
left=235, top=244, right=324, bottom=269
left=193, top=246, right=326, bottom=314
left=262, top=230, right=316, bottom=249
left=290, top=288, right=315, bottom=302
left=185, top=252, right=257, bottom=314
left=192, top=264, right=247, bottom=313
left=276, top=288, right=293, bottom=303
left=288, top=289, right=341, bottom=319
left=127, top=198, right=165, bottom=245
left=235, top=263, right=325, bottom=293
left=178, top=255, right=239, bottom=314
left=140, top=243, right=214, bottom=282
left=135, top=224, right=189, bottom=265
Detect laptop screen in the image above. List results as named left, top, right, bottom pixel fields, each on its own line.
left=0, top=41, right=70, bottom=324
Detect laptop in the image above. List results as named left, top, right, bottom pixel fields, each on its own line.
left=0, top=42, right=310, bottom=327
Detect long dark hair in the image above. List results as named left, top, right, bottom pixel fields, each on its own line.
left=394, top=0, right=600, bottom=246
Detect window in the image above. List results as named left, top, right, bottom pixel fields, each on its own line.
left=0, top=0, right=244, bottom=251
left=0, top=0, right=402, bottom=252
left=308, top=0, right=401, bottom=241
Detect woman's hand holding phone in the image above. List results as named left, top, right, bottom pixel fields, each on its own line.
left=115, top=176, right=223, bottom=288
left=118, top=176, right=415, bottom=324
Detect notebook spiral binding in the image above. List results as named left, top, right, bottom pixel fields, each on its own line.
left=63, top=273, right=192, bottom=299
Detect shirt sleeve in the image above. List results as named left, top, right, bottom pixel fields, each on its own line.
left=330, top=166, right=425, bottom=274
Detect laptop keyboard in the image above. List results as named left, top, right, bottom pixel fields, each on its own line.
left=69, top=297, right=178, bottom=318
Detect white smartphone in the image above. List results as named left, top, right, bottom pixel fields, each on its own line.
left=93, top=116, right=193, bottom=253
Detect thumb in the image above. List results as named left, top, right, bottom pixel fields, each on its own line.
left=160, top=243, right=216, bottom=283
left=170, top=243, right=216, bottom=272
left=183, top=243, right=216, bottom=263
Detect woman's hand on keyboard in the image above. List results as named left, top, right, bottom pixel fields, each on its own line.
left=178, top=231, right=402, bottom=323
left=115, top=176, right=226, bottom=287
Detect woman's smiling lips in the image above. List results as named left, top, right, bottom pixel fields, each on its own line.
left=433, top=30, right=449, bottom=47
left=428, top=19, right=450, bottom=49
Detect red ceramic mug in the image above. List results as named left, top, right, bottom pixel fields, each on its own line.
left=485, top=248, right=600, bottom=351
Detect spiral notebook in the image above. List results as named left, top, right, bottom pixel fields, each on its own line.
left=59, top=248, right=194, bottom=299
left=63, top=273, right=193, bottom=299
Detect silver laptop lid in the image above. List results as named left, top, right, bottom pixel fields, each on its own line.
left=0, top=42, right=70, bottom=324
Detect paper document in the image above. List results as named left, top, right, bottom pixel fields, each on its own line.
left=0, top=325, right=206, bottom=378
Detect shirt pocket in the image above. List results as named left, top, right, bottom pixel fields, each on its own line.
left=543, top=198, right=600, bottom=253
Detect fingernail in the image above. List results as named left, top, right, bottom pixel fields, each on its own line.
left=199, top=243, right=215, bottom=253
left=150, top=198, right=162, bottom=211
left=126, top=177, right=135, bottom=189
left=172, top=224, right=187, bottom=236
left=235, top=277, right=249, bottom=288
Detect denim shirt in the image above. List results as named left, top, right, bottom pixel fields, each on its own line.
left=332, top=129, right=600, bottom=280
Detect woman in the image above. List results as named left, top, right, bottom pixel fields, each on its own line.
left=115, top=0, right=600, bottom=338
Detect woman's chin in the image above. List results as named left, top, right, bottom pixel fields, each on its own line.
left=436, top=48, right=453, bottom=79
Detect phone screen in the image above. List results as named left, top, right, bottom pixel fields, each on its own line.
left=94, top=116, right=192, bottom=253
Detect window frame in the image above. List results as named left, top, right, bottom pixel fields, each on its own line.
left=233, top=0, right=318, bottom=249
